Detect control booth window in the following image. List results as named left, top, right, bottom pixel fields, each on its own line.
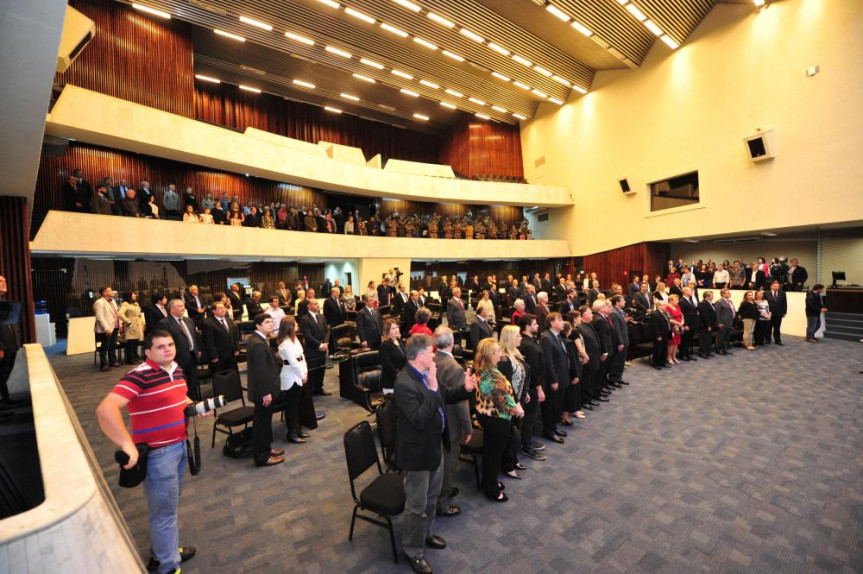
left=649, top=171, right=700, bottom=212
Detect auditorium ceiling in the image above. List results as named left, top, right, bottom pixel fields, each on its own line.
left=125, top=0, right=761, bottom=130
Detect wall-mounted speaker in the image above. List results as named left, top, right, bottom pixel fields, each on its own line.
left=56, top=6, right=95, bottom=73
left=619, top=178, right=635, bottom=194
left=744, top=129, right=776, bottom=162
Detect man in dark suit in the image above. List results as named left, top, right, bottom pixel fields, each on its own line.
left=554, top=278, right=568, bottom=302
left=143, top=292, right=169, bottom=337
left=678, top=287, right=700, bottom=361
left=246, top=314, right=284, bottom=467
left=517, top=314, right=547, bottom=460
left=609, top=295, right=630, bottom=385
left=438, top=276, right=452, bottom=302
left=539, top=312, right=570, bottom=443
left=401, top=290, right=421, bottom=333
left=787, top=259, right=808, bottom=292
left=296, top=288, right=314, bottom=318
left=714, top=289, right=736, bottom=355
left=276, top=282, right=292, bottom=306
left=356, top=295, right=383, bottom=350
left=540, top=272, right=552, bottom=295
left=71, top=169, right=93, bottom=213
left=469, top=305, right=494, bottom=350
left=202, top=302, right=239, bottom=374
left=649, top=300, right=672, bottom=368
left=446, top=288, right=466, bottom=331
left=558, top=289, right=579, bottom=315
left=323, top=287, right=347, bottom=347
left=633, top=283, right=654, bottom=315
left=576, top=306, right=602, bottom=408
left=534, top=292, right=550, bottom=334
left=764, top=280, right=787, bottom=345
left=394, top=333, right=473, bottom=572
left=377, top=277, right=395, bottom=307
left=227, top=283, right=244, bottom=321
left=524, top=285, right=538, bottom=313
left=627, top=277, right=642, bottom=302
left=805, top=284, right=827, bottom=342
left=158, top=299, right=202, bottom=400
left=393, top=284, right=410, bottom=314
left=508, top=280, right=521, bottom=306
left=246, top=290, right=265, bottom=319
left=746, top=263, right=767, bottom=291
left=587, top=280, right=602, bottom=306
left=697, top=291, right=718, bottom=358
left=299, top=298, right=331, bottom=395
left=433, top=326, right=475, bottom=518
left=591, top=301, right=618, bottom=396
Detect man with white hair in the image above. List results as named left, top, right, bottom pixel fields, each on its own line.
left=535, top=291, right=550, bottom=333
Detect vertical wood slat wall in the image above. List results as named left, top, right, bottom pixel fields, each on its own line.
left=441, top=118, right=526, bottom=181
left=583, top=242, right=671, bottom=290
left=56, top=0, right=195, bottom=118
left=0, top=197, right=36, bottom=344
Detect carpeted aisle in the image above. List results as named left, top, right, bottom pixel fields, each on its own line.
left=51, top=335, right=862, bottom=573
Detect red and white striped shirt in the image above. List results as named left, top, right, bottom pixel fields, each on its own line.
left=111, top=359, right=188, bottom=447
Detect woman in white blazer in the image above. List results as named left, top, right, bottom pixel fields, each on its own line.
left=276, top=316, right=308, bottom=444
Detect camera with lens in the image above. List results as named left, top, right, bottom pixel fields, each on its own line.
left=185, top=395, right=226, bottom=417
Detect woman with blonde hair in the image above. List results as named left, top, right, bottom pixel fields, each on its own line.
left=666, top=294, right=684, bottom=365
left=497, top=325, right=527, bottom=479
left=476, top=290, right=495, bottom=321
left=293, top=290, right=305, bottom=315
left=341, top=284, right=356, bottom=312
left=474, top=338, right=524, bottom=502
left=654, top=281, right=669, bottom=304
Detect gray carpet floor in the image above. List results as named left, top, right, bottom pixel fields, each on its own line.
left=51, top=335, right=862, bottom=573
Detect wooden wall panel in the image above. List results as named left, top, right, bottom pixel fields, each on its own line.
left=56, top=0, right=194, bottom=118
left=583, top=242, right=671, bottom=289
left=440, top=119, right=526, bottom=181
left=0, top=197, right=36, bottom=343
left=195, top=83, right=441, bottom=164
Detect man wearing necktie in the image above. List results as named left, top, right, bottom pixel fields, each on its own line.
left=764, top=280, right=787, bottom=345
left=591, top=300, right=619, bottom=395
left=539, top=313, right=572, bottom=443
left=300, top=299, right=331, bottom=396
left=357, top=294, right=383, bottom=350
left=323, top=287, right=347, bottom=348
left=713, top=289, right=736, bottom=355
left=158, top=299, right=202, bottom=400
left=93, top=286, right=123, bottom=371
left=184, top=285, right=206, bottom=325
left=202, top=302, right=240, bottom=374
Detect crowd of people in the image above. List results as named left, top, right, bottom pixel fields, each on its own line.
left=61, top=171, right=533, bottom=239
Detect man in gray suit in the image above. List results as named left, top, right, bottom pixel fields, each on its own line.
left=609, top=296, right=630, bottom=385
left=714, top=288, right=736, bottom=355
left=433, top=326, right=476, bottom=518
left=469, top=305, right=494, bottom=350
left=446, top=287, right=466, bottom=331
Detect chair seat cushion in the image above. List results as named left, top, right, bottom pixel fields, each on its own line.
left=359, top=473, right=405, bottom=516
left=217, top=406, right=254, bottom=426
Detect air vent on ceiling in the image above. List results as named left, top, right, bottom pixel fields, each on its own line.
left=534, top=156, right=546, bottom=168
left=290, top=53, right=318, bottom=64
left=713, top=237, right=760, bottom=245
left=187, top=0, right=227, bottom=16
left=240, top=65, right=267, bottom=76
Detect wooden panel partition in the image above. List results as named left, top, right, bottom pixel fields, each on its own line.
left=441, top=119, right=526, bottom=181
left=0, top=197, right=36, bottom=343
left=583, top=242, right=671, bottom=289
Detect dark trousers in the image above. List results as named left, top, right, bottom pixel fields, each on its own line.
left=97, top=328, right=119, bottom=368
left=181, top=358, right=200, bottom=402
left=699, top=329, right=715, bottom=356
left=501, top=419, right=520, bottom=473
left=598, top=355, right=613, bottom=388
left=540, top=383, right=561, bottom=435
left=306, top=351, right=326, bottom=394
left=276, top=385, right=302, bottom=438
left=679, top=329, right=695, bottom=358
left=564, top=380, right=583, bottom=413
left=125, top=339, right=140, bottom=364
left=477, top=414, right=510, bottom=499
left=580, top=366, right=599, bottom=401
left=0, top=351, right=16, bottom=402
left=715, top=326, right=732, bottom=352
left=252, top=401, right=274, bottom=466
left=652, top=334, right=669, bottom=366
left=754, top=320, right=770, bottom=346
left=610, top=346, right=627, bottom=380
left=767, top=315, right=783, bottom=343
left=299, top=383, right=318, bottom=430
left=520, top=388, right=540, bottom=451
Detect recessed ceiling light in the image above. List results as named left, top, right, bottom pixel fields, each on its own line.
left=660, top=35, right=679, bottom=49
left=392, top=69, right=413, bottom=80
left=552, top=75, right=570, bottom=87
left=293, top=79, right=316, bottom=88
left=393, top=0, right=421, bottom=12
left=440, top=102, right=457, bottom=109
left=549, top=97, right=564, bottom=105
left=532, top=89, right=548, bottom=98
left=285, top=31, right=314, bottom=45
left=513, top=55, right=532, bottom=67
left=488, top=42, right=510, bottom=56
left=239, top=85, right=261, bottom=93
left=644, top=19, right=663, bottom=36
left=238, top=16, right=272, bottom=31
left=380, top=23, right=409, bottom=38
left=419, top=79, right=440, bottom=89
left=133, top=4, right=171, bottom=19
left=534, top=65, right=552, bottom=77
left=571, top=21, right=592, bottom=37
left=317, top=0, right=340, bottom=8
left=194, top=74, right=220, bottom=83
left=214, top=29, right=245, bottom=42
left=545, top=5, right=571, bottom=22
left=754, top=0, right=766, bottom=6
left=513, top=113, right=527, bottom=120
left=491, top=105, right=507, bottom=113
left=572, top=85, right=588, bottom=94
left=427, top=12, right=455, bottom=28
left=324, top=106, right=343, bottom=113
left=468, top=97, right=486, bottom=105
left=513, top=81, right=530, bottom=90
left=360, top=58, right=384, bottom=69
left=625, top=3, right=647, bottom=21
left=345, top=7, right=375, bottom=23
left=400, top=88, right=420, bottom=97
left=444, top=88, right=464, bottom=98
left=414, top=37, right=438, bottom=50
left=353, top=73, right=376, bottom=83
left=459, top=28, right=485, bottom=43
left=413, top=113, right=429, bottom=120
left=491, top=72, right=511, bottom=82
left=340, top=93, right=360, bottom=101
left=475, top=113, right=490, bottom=120
left=325, top=45, right=352, bottom=58
left=442, top=50, right=465, bottom=62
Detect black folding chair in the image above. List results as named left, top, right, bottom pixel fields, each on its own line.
left=343, top=421, right=406, bottom=562
left=210, top=370, right=254, bottom=448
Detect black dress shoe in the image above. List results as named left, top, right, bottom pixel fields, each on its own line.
left=559, top=418, right=573, bottom=426
left=436, top=505, right=461, bottom=517
left=426, top=535, right=447, bottom=549
left=661, top=364, right=672, bottom=369
left=653, top=365, right=662, bottom=370
left=583, top=403, right=594, bottom=410
left=611, top=382, right=623, bottom=389
left=315, top=411, right=326, bottom=420
left=688, top=356, right=698, bottom=361
left=297, top=431, right=311, bottom=438
left=520, top=448, right=548, bottom=461
left=287, top=435, right=307, bottom=444
left=597, top=396, right=610, bottom=402
left=515, top=462, right=527, bottom=470
left=543, top=433, right=565, bottom=444
left=317, top=389, right=333, bottom=396
left=775, top=342, right=783, bottom=346
left=406, top=555, right=433, bottom=574
left=588, top=400, right=600, bottom=406
left=555, top=429, right=568, bottom=437
left=618, top=380, right=630, bottom=385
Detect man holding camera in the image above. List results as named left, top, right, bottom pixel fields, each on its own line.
left=96, top=330, right=207, bottom=574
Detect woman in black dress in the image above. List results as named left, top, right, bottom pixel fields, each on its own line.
left=378, top=319, right=406, bottom=394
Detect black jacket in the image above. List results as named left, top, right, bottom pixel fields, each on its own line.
left=540, top=330, right=570, bottom=387
left=518, top=335, right=544, bottom=391
left=299, top=312, right=330, bottom=359
left=143, top=304, right=168, bottom=336
left=805, top=290, right=824, bottom=317
left=679, top=297, right=700, bottom=331
left=576, top=322, right=601, bottom=372
left=246, top=300, right=265, bottom=320
left=246, top=332, right=280, bottom=403
left=697, top=299, right=718, bottom=331
left=379, top=339, right=406, bottom=391
left=469, top=317, right=494, bottom=350
left=649, top=310, right=671, bottom=339
left=323, top=296, right=347, bottom=328
left=202, top=316, right=239, bottom=364
left=356, top=307, right=383, bottom=349
left=764, top=289, right=788, bottom=316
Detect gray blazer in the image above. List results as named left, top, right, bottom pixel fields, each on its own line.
left=434, top=350, right=472, bottom=449
left=611, top=308, right=629, bottom=346
left=446, top=297, right=466, bottom=329
left=714, top=297, right=736, bottom=327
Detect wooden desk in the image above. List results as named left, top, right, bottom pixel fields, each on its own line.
left=826, top=288, right=863, bottom=314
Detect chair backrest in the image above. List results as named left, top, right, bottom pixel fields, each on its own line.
left=375, top=398, right=398, bottom=469
left=359, top=370, right=382, bottom=392
left=353, top=350, right=381, bottom=377
left=213, top=369, right=245, bottom=404
left=343, top=421, right=381, bottom=490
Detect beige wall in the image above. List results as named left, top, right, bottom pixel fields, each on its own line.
left=669, top=239, right=818, bottom=276
left=358, top=259, right=411, bottom=297
left=521, top=1, right=863, bottom=256
left=821, top=236, right=863, bottom=285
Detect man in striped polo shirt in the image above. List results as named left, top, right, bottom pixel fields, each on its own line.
left=96, top=329, right=208, bottom=574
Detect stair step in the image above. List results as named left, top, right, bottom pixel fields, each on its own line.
left=825, top=317, right=863, bottom=327
left=824, top=326, right=863, bottom=336
left=824, top=331, right=863, bottom=342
